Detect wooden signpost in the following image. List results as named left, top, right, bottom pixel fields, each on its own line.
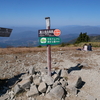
left=38, top=17, right=61, bottom=76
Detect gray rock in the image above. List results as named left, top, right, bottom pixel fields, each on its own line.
left=42, top=75, right=54, bottom=85
left=23, top=75, right=33, bottom=83
left=68, top=75, right=83, bottom=88
left=46, top=85, right=64, bottom=100
left=46, top=86, right=51, bottom=93
left=18, top=79, right=31, bottom=89
left=66, top=86, right=77, bottom=95
left=29, top=65, right=35, bottom=75
left=61, top=69, right=68, bottom=78
left=26, top=85, right=39, bottom=97
left=38, top=82, right=47, bottom=93
left=33, top=77, right=42, bottom=86
left=14, top=84, right=23, bottom=95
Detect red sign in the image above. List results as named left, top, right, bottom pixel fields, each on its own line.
left=54, top=29, right=61, bottom=36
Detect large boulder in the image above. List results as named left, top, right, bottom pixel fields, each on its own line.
left=38, top=82, right=47, bottom=93
left=26, top=85, right=39, bottom=97
left=46, top=85, right=64, bottom=100
left=68, top=75, right=83, bottom=88
left=18, top=79, right=31, bottom=90
left=66, top=85, right=77, bottom=96
left=23, top=75, right=33, bottom=83
left=33, top=76, right=42, bottom=86
left=42, top=75, right=54, bottom=85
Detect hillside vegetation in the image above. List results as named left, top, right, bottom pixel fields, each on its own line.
left=90, top=35, right=100, bottom=42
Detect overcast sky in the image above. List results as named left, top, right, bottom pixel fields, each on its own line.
left=0, top=0, right=100, bottom=27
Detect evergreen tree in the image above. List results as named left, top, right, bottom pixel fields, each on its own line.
left=75, top=32, right=90, bottom=43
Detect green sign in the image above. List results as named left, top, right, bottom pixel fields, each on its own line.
left=39, top=37, right=61, bottom=45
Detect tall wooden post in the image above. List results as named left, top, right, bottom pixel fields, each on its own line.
left=45, top=17, right=51, bottom=76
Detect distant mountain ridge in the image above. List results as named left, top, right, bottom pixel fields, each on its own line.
left=0, top=25, right=100, bottom=48
left=60, top=25, right=100, bottom=35
left=68, top=34, right=100, bottom=44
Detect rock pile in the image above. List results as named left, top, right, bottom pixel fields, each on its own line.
left=1, top=65, right=83, bottom=100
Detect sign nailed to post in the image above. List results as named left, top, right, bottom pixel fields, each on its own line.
left=38, top=29, right=55, bottom=37
left=54, top=29, right=61, bottom=36
left=38, top=29, right=61, bottom=37
left=39, top=37, right=61, bottom=45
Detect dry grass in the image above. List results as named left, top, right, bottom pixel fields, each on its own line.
left=75, top=42, right=100, bottom=47
left=0, top=42, right=99, bottom=55
left=0, top=47, right=81, bottom=55
left=0, top=47, right=47, bottom=54
left=0, top=46, right=98, bottom=55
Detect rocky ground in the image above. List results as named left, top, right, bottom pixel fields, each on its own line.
left=0, top=47, right=100, bottom=100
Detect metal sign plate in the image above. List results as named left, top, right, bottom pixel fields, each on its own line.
left=39, top=37, right=61, bottom=45
left=38, top=29, right=55, bottom=37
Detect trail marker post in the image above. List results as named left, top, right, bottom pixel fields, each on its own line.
left=45, top=17, right=51, bottom=76
left=38, top=17, right=61, bottom=76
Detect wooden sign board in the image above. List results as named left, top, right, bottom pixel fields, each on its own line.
left=38, top=29, right=55, bottom=37
left=39, top=37, right=61, bottom=45
left=0, top=27, right=12, bottom=37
